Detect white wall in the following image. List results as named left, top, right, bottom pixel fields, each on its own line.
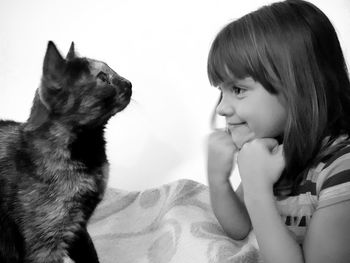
left=0, top=0, right=349, bottom=191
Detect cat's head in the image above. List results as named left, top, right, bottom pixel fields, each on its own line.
left=30, top=41, right=132, bottom=129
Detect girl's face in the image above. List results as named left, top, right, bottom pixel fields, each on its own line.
left=217, top=77, right=287, bottom=148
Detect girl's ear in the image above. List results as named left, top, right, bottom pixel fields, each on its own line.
left=66, top=41, right=76, bottom=60
left=210, top=93, right=223, bottom=130
left=43, top=41, right=66, bottom=83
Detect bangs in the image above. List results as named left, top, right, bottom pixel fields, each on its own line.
left=207, top=15, right=280, bottom=94
left=207, top=22, right=253, bottom=86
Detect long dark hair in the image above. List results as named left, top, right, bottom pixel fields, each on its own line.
left=207, top=0, right=350, bottom=191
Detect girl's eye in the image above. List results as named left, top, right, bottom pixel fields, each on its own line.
left=232, top=86, right=246, bottom=97
left=97, top=71, right=109, bottom=83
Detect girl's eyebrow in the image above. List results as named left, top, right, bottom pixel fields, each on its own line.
left=235, top=77, right=255, bottom=86
left=220, top=77, right=255, bottom=89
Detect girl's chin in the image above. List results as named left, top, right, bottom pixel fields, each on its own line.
left=232, top=136, right=255, bottom=149
left=229, top=125, right=255, bottom=149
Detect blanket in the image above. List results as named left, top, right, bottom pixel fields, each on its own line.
left=88, top=179, right=262, bottom=263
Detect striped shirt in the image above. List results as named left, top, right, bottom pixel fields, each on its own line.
left=275, top=135, right=350, bottom=244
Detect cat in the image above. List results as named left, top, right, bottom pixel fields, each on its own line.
left=0, top=41, right=132, bottom=263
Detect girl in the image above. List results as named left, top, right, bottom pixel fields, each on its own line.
left=206, top=0, right=350, bottom=262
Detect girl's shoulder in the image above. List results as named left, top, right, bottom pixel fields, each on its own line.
left=312, top=135, right=350, bottom=209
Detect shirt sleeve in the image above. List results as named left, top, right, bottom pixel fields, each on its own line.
left=317, top=156, right=350, bottom=209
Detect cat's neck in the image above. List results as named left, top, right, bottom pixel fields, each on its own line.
left=23, top=95, right=107, bottom=171
left=24, top=92, right=104, bottom=143
left=22, top=121, right=107, bottom=172
left=69, top=126, right=107, bottom=171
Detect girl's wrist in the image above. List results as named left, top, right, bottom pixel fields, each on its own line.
left=208, top=175, right=231, bottom=188
left=243, top=185, right=274, bottom=205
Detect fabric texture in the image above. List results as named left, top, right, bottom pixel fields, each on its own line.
left=88, top=179, right=262, bottom=263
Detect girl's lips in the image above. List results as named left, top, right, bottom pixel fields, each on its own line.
left=227, top=122, right=246, bottom=127
left=227, top=123, right=249, bottom=133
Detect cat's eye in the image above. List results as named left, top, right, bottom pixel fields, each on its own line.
left=97, top=71, right=109, bottom=83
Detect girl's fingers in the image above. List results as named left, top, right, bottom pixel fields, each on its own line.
left=275, top=144, right=285, bottom=156
left=242, top=138, right=282, bottom=155
left=259, top=138, right=280, bottom=152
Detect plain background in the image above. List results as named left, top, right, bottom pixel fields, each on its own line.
left=0, top=0, right=349, bottom=191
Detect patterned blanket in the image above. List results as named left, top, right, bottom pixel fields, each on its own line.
left=88, top=179, right=262, bottom=263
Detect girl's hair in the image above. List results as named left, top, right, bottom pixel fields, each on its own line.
left=207, top=0, right=350, bottom=191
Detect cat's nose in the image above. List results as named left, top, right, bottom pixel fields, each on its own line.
left=113, top=77, right=132, bottom=90
left=122, top=79, right=132, bottom=90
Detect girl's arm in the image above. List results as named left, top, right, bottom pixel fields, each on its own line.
left=239, top=139, right=350, bottom=263
left=303, top=199, right=350, bottom=262
left=207, top=130, right=251, bottom=240
left=208, top=181, right=251, bottom=240
left=244, top=190, right=304, bottom=263
left=238, top=139, right=304, bottom=262
left=245, top=187, right=350, bottom=263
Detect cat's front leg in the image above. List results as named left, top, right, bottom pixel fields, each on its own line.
left=67, top=227, right=100, bottom=263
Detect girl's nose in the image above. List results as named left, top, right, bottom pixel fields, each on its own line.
left=216, top=94, right=235, bottom=117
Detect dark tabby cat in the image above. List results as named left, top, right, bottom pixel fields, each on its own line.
left=0, top=41, right=132, bottom=263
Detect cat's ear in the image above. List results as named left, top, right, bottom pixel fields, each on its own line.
left=40, top=41, right=66, bottom=110
left=43, top=41, right=66, bottom=82
left=66, top=41, right=76, bottom=60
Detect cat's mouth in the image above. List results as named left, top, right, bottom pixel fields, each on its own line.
left=111, top=87, right=132, bottom=114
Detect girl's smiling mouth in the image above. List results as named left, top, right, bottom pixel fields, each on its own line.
left=227, top=122, right=246, bottom=127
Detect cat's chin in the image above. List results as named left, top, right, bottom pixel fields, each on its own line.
left=111, top=96, right=131, bottom=114
left=81, top=107, right=129, bottom=127
left=112, top=104, right=130, bottom=115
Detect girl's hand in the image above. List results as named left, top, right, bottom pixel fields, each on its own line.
left=237, top=138, right=285, bottom=197
left=207, top=129, right=238, bottom=184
